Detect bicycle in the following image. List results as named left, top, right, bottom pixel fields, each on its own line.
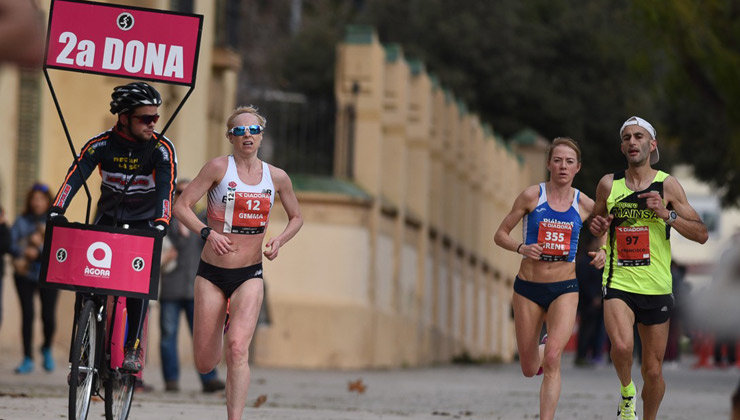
left=68, top=292, right=150, bottom=420
left=40, top=219, right=162, bottom=420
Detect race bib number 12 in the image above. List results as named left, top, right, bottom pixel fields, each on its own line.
left=223, top=192, right=271, bottom=234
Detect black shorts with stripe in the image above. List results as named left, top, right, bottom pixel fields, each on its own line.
left=603, top=287, right=674, bottom=325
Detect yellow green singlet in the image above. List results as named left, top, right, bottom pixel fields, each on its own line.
left=603, top=170, right=672, bottom=295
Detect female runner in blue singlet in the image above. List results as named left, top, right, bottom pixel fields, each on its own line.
left=494, top=137, right=603, bottom=420
left=174, top=106, right=303, bottom=420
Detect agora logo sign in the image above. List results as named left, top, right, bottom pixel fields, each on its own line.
left=85, top=241, right=112, bottom=278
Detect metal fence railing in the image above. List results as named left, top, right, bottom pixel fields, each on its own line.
left=255, top=92, right=336, bottom=176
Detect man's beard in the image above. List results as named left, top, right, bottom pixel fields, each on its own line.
left=127, top=127, right=153, bottom=142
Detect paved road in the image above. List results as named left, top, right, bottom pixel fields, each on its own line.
left=0, top=354, right=736, bottom=419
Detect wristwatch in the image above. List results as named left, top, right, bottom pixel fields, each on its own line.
left=200, top=226, right=213, bottom=241
left=666, top=210, right=678, bottom=225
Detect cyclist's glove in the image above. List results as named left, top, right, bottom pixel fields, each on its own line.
left=151, top=220, right=168, bottom=237
left=47, top=206, right=67, bottom=224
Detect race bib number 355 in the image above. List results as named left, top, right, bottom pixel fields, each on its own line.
left=537, top=221, right=572, bottom=262
left=616, top=225, right=650, bottom=266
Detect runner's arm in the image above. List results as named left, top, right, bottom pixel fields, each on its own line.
left=587, top=174, right=613, bottom=239
left=665, top=176, right=708, bottom=244
left=579, top=192, right=606, bottom=269
left=493, top=185, right=537, bottom=256
left=263, top=167, right=303, bottom=261
left=173, top=157, right=233, bottom=255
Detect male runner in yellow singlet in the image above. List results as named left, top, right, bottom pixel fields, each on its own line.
left=589, top=116, right=707, bottom=420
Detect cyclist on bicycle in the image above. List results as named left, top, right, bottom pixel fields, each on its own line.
left=49, top=81, right=177, bottom=372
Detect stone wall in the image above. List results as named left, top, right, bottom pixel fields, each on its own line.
left=254, top=26, right=538, bottom=368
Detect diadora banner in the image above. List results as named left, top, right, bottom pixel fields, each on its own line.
left=44, top=0, right=203, bottom=85
left=41, top=223, right=161, bottom=299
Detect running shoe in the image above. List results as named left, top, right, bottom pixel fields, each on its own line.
left=617, top=393, right=638, bottom=420
left=41, top=346, right=55, bottom=372
left=15, top=357, right=34, bottom=374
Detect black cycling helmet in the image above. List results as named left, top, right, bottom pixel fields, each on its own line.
left=109, top=82, right=162, bottom=115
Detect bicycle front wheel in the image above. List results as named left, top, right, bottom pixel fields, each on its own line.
left=69, top=299, right=97, bottom=420
left=104, top=371, right=134, bottom=420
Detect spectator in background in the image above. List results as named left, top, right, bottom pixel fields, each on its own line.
left=159, top=179, right=225, bottom=393
left=575, top=231, right=606, bottom=367
left=0, top=202, right=11, bottom=329
left=689, top=231, right=740, bottom=371
left=664, top=260, right=688, bottom=365
left=733, top=379, right=740, bottom=420
left=10, top=183, right=58, bottom=374
left=713, top=335, right=737, bottom=368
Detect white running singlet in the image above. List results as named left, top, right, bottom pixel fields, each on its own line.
left=207, top=156, right=275, bottom=235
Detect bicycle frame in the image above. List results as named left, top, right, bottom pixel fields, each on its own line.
left=106, top=295, right=149, bottom=376
left=67, top=292, right=146, bottom=420
left=68, top=294, right=149, bottom=378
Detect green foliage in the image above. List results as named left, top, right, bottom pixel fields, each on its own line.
left=246, top=0, right=740, bottom=205
left=632, top=0, right=740, bottom=206
left=354, top=0, right=660, bottom=196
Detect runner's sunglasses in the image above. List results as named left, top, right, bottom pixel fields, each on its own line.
left=228, top=125, right=264, bottom=136
left=130, top=114, right=160, bottom=124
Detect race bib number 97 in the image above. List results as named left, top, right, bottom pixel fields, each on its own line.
left=616, top=226, right=650, bottom=266
left=537, top=221, right=572, bottom=262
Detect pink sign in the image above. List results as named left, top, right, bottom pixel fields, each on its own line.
left=45, top=226, right=156, bottom=296
left=45, top=0, right=202, bottom=85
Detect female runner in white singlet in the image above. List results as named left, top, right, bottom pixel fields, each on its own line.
left=174, top=106, right=302, bottom=420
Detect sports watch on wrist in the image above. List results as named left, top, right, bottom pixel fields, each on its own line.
left=666, top=210, right=678, bottom=225
left=200, top=226, right=213, bottom=241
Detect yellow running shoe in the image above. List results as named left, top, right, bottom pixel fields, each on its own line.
left=617, top=392, right=638, bottom=420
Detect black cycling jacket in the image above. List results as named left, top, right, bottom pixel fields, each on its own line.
left=52, top=126, right=177, bottom=226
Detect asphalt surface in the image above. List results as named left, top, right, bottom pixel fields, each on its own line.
left=0, top=354, right=736, bottom=419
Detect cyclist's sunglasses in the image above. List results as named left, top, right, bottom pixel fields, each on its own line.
left=131, top=114, right=160, bottom=124
left=228, top=125, right=264, bottom=136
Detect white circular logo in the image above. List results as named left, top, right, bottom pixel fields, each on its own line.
left=87, top=242, right=112, bottom=269
left=117, top=12, right=135, bottom=31
left=132, top=257, right=145, bottom=272
left=55, top=248, right=68, bottom=263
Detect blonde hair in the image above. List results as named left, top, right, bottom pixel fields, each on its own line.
left=226, top=105, right=267, bottom=129
left=546, top=137, right=581, bottom=163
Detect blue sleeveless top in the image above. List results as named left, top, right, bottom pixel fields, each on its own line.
left=522, top=183, right=582, bottom=262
